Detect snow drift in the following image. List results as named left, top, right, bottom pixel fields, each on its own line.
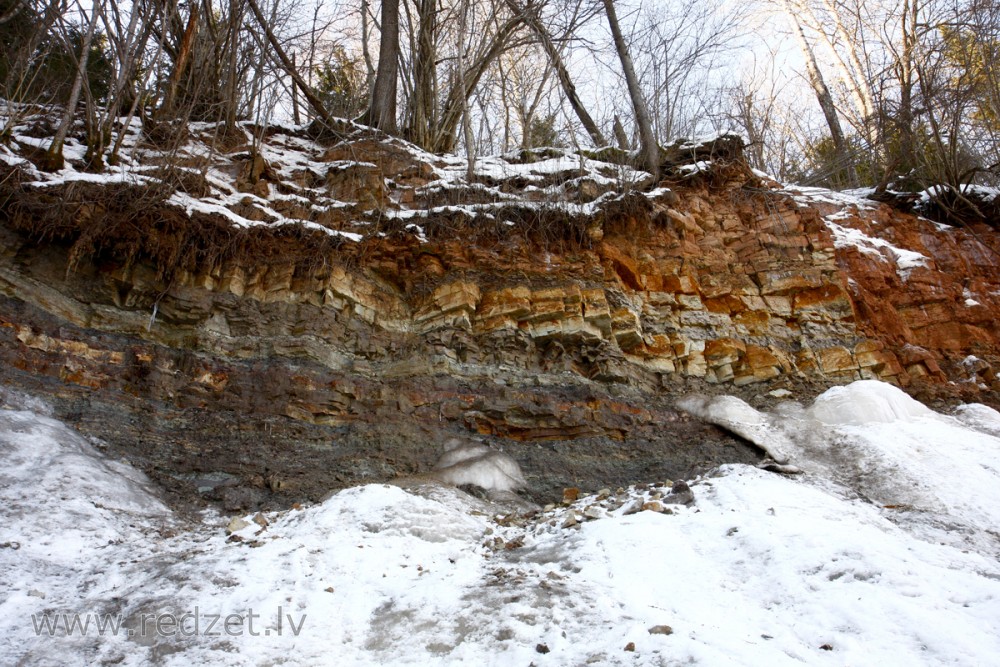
left=3, top=381, right=1000, bottom=665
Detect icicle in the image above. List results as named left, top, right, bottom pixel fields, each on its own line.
left=147, top=302, right=158, bottom=332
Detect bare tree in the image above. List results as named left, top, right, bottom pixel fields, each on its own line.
left=637, top=0, right=747, bottom=142
left=600, top=0, right=658, bottom=177
left=44, top=0, right=98, bottom=170
left=361, top=0, right=400, bottom=132
left=507, top=0, right=607, bottom=146
left=406, top=0, right=437, bottom=147
left=246, top=0, right=342, bottom=129
left=779, top=0, right=857, bottom=186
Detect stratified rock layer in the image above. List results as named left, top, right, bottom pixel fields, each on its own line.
left=1, top=122, right=997, bottom=510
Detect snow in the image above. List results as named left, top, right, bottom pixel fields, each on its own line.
left=674, top=134, right=742, bottom=151
left=783, top=184, right=878, bottom=211
left=676, top=160, right=712, bottom=175
left=0, top=105, right=670, bottom=247
left=0, top=106, right=936, bottom=263
left=919, top=184, right=1000, bottom=204
left=3, top=381, right=1000, bottom=665
left=774, top=183, right=930, bottom=278
left=963, top=288, right=981, bottom=307
left=685, top=381, right=1000, bottom=557
left=823, top=219, right=929, bottom=277
left=29, top=169, right=157, bottom=188
left=404, top=223, right=428, bottom=243
left=167, top=192, right=363, bottom=242
left=750, top=167, right=779, bottom=182
left=953, top=402, right=1000, bottom=437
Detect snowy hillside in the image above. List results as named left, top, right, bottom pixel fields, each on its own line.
left=2, top=381, right=1000, bottom=666
left=0, top=102, right=658, bottom=248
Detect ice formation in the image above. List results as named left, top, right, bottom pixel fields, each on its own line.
left=676, top=394, right=792, bottom=463
left=808, top=379, right=933, bottom=425
left=431, top=438, right=526, bottom=493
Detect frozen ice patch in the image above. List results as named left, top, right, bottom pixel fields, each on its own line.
left=953, top=403, right=1000, bottom=437
left=432, top=438, right=527, bottom=493
left=676, top=394, right=791, bottom=463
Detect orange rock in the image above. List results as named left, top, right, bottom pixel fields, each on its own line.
left=704, top=294, right=746, bottom=314
left=733, top=310, right=771, bottom=334
left=705, top=338, right=746, bottom=367
left=816, top=346, right=858, bottom=375
left=792, top=285, right=854, bottom=321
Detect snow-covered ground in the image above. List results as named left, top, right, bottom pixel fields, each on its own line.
left=2, top=381, right=1000, bottom=666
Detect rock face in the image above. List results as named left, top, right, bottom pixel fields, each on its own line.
left=0, top=121, right=997, bottom=510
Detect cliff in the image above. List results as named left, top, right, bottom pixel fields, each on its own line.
left=1, top=105, right=998, bottom=509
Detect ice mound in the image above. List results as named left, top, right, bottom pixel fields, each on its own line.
left=432, top=438, right=526, bottom=492
left=278, top=483, right=487, bottom=544
left=809, top=380, right=933, bottom=425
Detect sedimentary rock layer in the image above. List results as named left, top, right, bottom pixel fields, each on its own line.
left=1, top=124, right=997, bottom=509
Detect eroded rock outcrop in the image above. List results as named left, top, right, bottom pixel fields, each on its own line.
left=0, top=111, right=997, bottom=510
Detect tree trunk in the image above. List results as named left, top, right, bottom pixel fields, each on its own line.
left=110, top=4, right=169, bottom=165
left=245, top=0, right=342, bottom=130
left=223, top=0, right=244, bottom=132
left=895, top=0, right=919, bottom=182
left=457, top=0, right=475, bottom=179
left=406, top=0, right=437, bottom=149
left=795, top=0, right=876, bottom=146
left=4, top=0, right=64, bottom=108
left=361, top=0, right=376, bottom=95
left=432, top=16, right=522, bottom=152
left=159, top=2, right=199, bottom=117
left=820, top=0, right=875, bottom=125
left=291, top=52, right=301, bottom=125
left=782, top=0, right=857, bottom=186
left=90, top=0, right=150, bottom=170
left=498, top=62, right=512, bottom=150
left=362, top=0, right=400, bottom=133
left=613, top=115, right=631, bottom=149
left=601, top=0, right=659, bottom=178
left=0, top=0, right=27, bottom=25
left=45, top=1, right=98, bottom=171
left=509, top=0, right=607, bottom=147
